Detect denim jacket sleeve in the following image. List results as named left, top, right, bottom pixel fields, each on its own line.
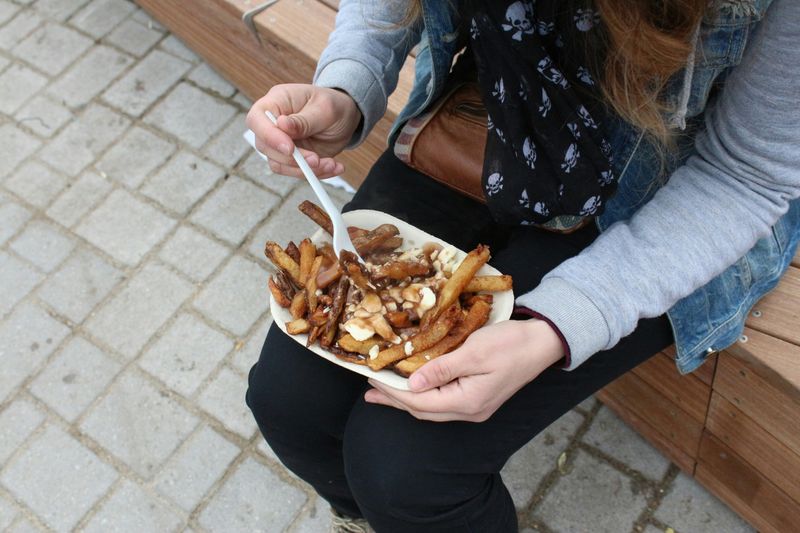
left=312, top=0, right=422, bottom=147
left=516, top=0, right=800, bottom=369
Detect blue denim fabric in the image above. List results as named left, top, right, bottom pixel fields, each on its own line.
left=391, top=0, right=799, bottom=373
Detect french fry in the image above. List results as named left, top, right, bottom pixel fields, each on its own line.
left=372, top=260, right=432, bottom=280
left=337, top=333, right=382, bottom=356
left=316, top=263, right=343, bottom=289
left=321, top=277, right=349, bottom=348
left=348, top=226, right=368, bottom=239
left=306, top=256, right=324, bottom=311
left=421, top=245, right=490, bottom=328
left=265, top=241, right=302, bottom=286
left=290, top=290, right=307, bottom=320
left=298, top=238, right=316, bottom=286
left=328, top=345, right=367, bottom=365
left=385, top=311, right=413, bottom=329
left=307, top=325, right=322, bottom=346
left=285, top=241, right=301, bottom=263
left=352, top=224, right=400, bottom=255
left=340, top=251, right=372, bottom=291
left=298, top=200, right=334, bottom=235
left=268, top=276, right=291, bottom=308
left=274, top=270, right=296, bottom=300
left=318, top=243, right=338, bottom=266
left=286, top=318, right=311, bottom=335
left=394, top=300, right=491, bottom=377
left=368, top=304, right=460, bottom=371
left=462, top=293, right=493, bottom=307
left=464, top=275, right=513, bottom=293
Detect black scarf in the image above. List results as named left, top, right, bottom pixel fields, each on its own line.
left=469, top=1, right=616, bottom=225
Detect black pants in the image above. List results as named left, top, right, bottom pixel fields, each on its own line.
left=246, top=150, right=673, bottom=532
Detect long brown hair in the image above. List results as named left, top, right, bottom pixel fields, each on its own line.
left=403, top=0, right=707, bottom=146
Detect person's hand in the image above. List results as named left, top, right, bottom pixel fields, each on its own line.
left=364, top=319, right=565, bottom=422
left=246, top=84, right=362, bottom=179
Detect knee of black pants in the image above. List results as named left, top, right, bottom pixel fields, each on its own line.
left=342, top=404, right=516, bottom=531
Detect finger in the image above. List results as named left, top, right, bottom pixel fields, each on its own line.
left=365, top=388, right=467, bottom=422
left=408, top=348, right=478, bottom=392
left=277, top=105, right=331, bottom=139
left=247, top=106, right=295, bottom=157
left=368, top=379, right=464, bottom=414
left=268, top=160, right=304, bottom=178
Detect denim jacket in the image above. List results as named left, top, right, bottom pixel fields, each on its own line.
left=387, top=0, right=800, bottom=374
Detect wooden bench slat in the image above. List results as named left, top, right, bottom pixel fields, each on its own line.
left=706, top=393, right=800, bottom=505
left=631, top=352, right=711, bottom=422
left=746, top=266, right=800, bottom=347
left=714, top=353, right=800, bottom=457
left=792, top=247, right=799, bottom=268
left=727, top=327, right=800, bottom=403
left=599, top=371, right=703, bottom=460
left=697, top=432, right=800, bottom=533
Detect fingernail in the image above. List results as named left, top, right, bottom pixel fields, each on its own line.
left=364, top=390, right=377, bottom=402
left=278, top=143, right=292, bottom=156
left=409, top=373, right=427, bottom=391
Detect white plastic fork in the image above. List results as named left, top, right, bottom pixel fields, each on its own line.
left=265, top=111, right=362, bottom=261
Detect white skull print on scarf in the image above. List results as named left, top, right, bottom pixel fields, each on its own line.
left=469, top=0, right=617, bottom=225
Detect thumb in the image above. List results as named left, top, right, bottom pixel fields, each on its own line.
left=408, top=350, right=469, bottom=392
left=278, top=107, right=327, bottom=139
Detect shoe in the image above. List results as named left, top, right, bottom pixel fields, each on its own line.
left=330, top=509, right=372, bottom=533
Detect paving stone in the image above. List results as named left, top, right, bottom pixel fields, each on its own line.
left=293, top=497, right=332, bottom=533
left=0, top=198, right=32, bottom=244
left=30, top=336, right=121, bottom=421
left=159, top=34, right=198, bottom=63
left=246, top=186, right=349, bottom=260
left=102, top=49, right=191, bottom=117
left=80, top=370, right=199, bottom=478
left=188, top=63, right=235, bottom=98
left=130, top=7, right=163, bottom=30
left=12, top=22, right=92, bottom=75
left=158, top=225, right=229, bottom=282
left=139, top=313, right=233, bottom=397
left=97, top=126, right=175, bottom=188
left=203, top=113, right=250, bottom=168
left=239, top=152, right=298, bottom=197
left=0, top=55, right=7, bottom=72
left=198, top=367, right=258, bottom=438
left=32, top=0, right=88, bottom=21
left=141, top=151, right=225, bottom=215
left=0, top=302, right=70, bottom=402
left=256, top=437, right=279, bottom=463
left=9, top=220, right=75, bottom=272
left=7, top=517, right=45, bottom=533
left=0, top=11, right=41, bottom=51
left=82, top=479, right=183, bottom=533
left=37, top=247, right=123, bottom=322
left=3, top=160, right=67, bottom=208
left=84, top=262, right=192, bottom=359
left=0, top=63, right=47, bottom=114
left=194, top=255, right=269, bottom=336
left=145, top=82, right=237, bottom=148
left=48, top=44, right=134, bottom=108
left=70, top=0, right=134, bottom=39
left=191, top=176, right=278, bottom=245
left=199, top=457, right=306, bottom=533
left=655, top=472, right=754, bottom=533
left=0, top=250, right=44, bottom=316
left=76, top=189, right=176, bottom=266
left=46, top=171, right=112, bottom=228
left=0, top=493, right=20, bottom=531
left=0, top=399, right=45, bottom=464
left=39, top=104, right=130, bottom=177
left=104, top=17, right=163, bottom=57
left=0, top=123, right=42, bottom=178
left=500, top=410, right=583, bottom=510
left=14, top=95, right=73, bottom=137
left=0, top=424, right=117, bottom=531
left=230, top=318, right=271, bottom=374
left=232, top=91, right=251, bottom=109
left=583, top=406, right=671, bottom=481
left=154, top=425, right=240, bottom=512
left=0, top=1, right=19, bottom=26
left=536, top=450, right=649, bottom=533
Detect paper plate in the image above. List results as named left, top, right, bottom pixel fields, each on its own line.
left=269, top=209, right=514, bottom=390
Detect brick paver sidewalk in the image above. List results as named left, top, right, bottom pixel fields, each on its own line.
left=0, top=1, right=755, bottom=532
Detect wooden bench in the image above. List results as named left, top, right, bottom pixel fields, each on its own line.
left=597, top=249, right=800, bottom=533
left=136, top=2, right=800, bottom=529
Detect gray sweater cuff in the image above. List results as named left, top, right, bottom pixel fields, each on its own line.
left=515, top=277, right=611, bottom=370
left=314, top=58, right=387, bottom=149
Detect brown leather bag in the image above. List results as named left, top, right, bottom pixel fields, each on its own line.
left=394, top=82, right=487, bottom=203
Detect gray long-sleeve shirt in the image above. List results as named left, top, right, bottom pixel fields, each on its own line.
left=315, top=0, right=800, bottom=369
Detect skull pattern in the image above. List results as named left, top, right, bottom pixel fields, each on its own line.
left=501, top=1, right=535, bottom=41
left=522, top=137, right=537, bottom=168
left=561, top=143, right=580, bottom=173
left=574, top=8, right=600, bottom=32
left=485, top=172, right=504, bottom=196
left=537, top=57, right=569, bottom=89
